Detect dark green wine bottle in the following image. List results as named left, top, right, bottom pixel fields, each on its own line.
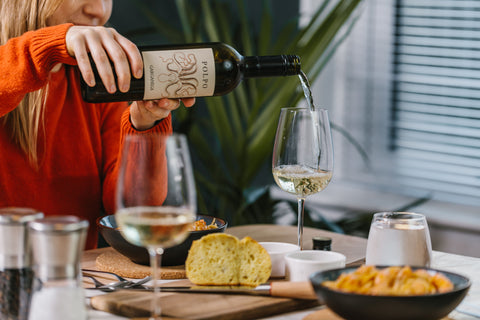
left=80, top=42, right=301, bottom=103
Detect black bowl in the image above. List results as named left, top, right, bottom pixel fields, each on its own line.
left=97, top=214, right=227, bottom=266
left=310, top=266, right=471, bottom=320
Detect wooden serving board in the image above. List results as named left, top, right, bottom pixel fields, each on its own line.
left=90, top=289, right=319, bottom=320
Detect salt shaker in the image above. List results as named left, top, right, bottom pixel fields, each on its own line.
left=0, top=207, right=43, bottom=320
left=27, top=216, right=89, bottom=320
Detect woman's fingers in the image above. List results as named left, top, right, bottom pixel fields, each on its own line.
left=181, top=98, right=196, bottom=108
left=66, top=27, right=96, bottom=86
left=85, top=30, right=117, bottom=93
left=65, top=26, right=142, bottom=93
left=114, top=33, right=143, bottom=79
left=130, top=98, right=195, bottom=131
left=143, top=99, right=180, bottom=118
left=65, top=26, right=196, bottom=102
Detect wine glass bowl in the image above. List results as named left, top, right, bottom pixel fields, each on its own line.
left=115, top=133, right=196, bottom=319
left=272, top=108, right=333, bottom=249
left=272, top=165, right=332, bottom=198
left=116, top=206, right=194, bottom=250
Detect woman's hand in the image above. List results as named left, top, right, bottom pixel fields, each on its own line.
left=65, top=25, right=196, bottom=130
left=65, top=25, right=143, bottom=94
left=130, top=98, right=196, bottom=131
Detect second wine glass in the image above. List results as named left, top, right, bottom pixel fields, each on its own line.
left=115, top=133, right=196, bottom=319
left=272, top=108, right=333, bottom=249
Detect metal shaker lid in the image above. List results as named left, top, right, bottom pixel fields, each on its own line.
left=0, top=207, right=44, bottom=224
left=29, top=216, right=89, bottom=280
left=29, top=215, right=89, bottom=232
left=0, top=207, right=44, bottom=268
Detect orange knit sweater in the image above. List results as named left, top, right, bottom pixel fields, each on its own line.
left=0, top=24, right=172, bottom=249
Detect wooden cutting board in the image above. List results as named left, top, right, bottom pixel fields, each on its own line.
left=90, top=289, right=320, bottom=320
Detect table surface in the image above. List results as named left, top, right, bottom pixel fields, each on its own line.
left=82, top=224, right=480, bottom=320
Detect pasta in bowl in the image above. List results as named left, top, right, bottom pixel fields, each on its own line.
left=322, top=265, right=453, bottom=296
left=310, top=265, right=470, bottom=320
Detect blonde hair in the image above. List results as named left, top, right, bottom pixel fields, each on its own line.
left=0, top=0, right=63, bottom=165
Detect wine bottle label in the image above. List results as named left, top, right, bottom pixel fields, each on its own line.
left=142, top=48, right=216, bottom=99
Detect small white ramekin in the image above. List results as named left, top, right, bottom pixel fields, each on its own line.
left=285, top=250, right=346, bottom=282
left=259, top=242, right=300, bottom=278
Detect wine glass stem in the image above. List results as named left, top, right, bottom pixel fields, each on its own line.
left=148, top=247, right=164, bottom=320
left=297, top=197, right=305, bottom=250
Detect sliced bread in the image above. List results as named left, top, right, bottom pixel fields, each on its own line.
left=185, top=233, right=271, bottom=286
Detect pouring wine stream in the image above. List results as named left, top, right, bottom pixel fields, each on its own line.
left=299, top=71, right=315, bottom=112
left=299, top=71, right=322, bottom=169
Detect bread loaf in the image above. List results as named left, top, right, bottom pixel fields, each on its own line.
left=185, top=233, right=271, bottom=286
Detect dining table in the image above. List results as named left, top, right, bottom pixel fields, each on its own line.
left=81, top=224, right=480, bottom=320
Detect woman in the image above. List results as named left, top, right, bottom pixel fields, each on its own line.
left=0, top=0, right=195, bottom=249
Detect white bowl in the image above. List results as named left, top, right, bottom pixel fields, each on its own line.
left=285, top=250, right=346, bottom=282
left=259, top=242, right=300, bottom=278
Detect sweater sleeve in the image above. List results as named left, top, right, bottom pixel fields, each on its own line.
left=120, top=107, right=173, bottom=139
left=0, top=23, right=77, bottom=117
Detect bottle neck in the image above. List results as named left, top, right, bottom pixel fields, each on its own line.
left=243, top=55, right=301, bottom=78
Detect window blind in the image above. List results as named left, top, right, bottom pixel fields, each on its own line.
left=391, top=0, right=480, bottom=205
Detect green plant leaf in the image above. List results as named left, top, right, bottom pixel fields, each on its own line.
left=201, top=0, right=221, bottom=41
left=127, top=0, right=183, bottom=42
left=236, top=0, right=253, bottom=56
left=257, top=0, right=273, bottom=55
left=175, top=0, right=193, bottom=42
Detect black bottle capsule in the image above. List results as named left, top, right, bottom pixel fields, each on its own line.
left=312, top=236, right=332, bottom=251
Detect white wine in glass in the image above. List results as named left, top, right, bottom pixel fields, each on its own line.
left=115, top=133, right=196, bottom=319
left=272, top=108, right=333, bottom=249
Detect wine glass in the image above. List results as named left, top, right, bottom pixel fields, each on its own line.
left=272, top=108, right=333, bottom=249
left=365, top=212, right=432, bottom=267
left=115, top=133, right=196, bottom=319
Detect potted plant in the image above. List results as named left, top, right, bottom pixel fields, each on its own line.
left=120, top=0, right=364, bottom=229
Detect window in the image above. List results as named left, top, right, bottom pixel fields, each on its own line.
left=300, top=0, right=480, bottom=211
left=391, top=0, right=480, bottom=206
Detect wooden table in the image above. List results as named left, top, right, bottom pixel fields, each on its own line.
left=82, top=224, right=367, bottom=269
left=82, top=224, right=366, bottom=320
left=227, top=224, right=367, bottom=265
left=82, top=225, right=480, bottom=320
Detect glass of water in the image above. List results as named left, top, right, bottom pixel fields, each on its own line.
left=365, top=212, right=432, bottom=267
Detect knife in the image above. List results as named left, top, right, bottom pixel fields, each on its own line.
left=123, top=281, right=318, bottom=300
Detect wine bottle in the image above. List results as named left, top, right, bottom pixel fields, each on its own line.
left=80, top=42, right=301, bottom=103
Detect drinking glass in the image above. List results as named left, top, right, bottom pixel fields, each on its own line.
left=115, top=133, right=196, bottom=319
left=272, top=108, right=333, bottom=249
left=365, top=212, right=432, bottom=267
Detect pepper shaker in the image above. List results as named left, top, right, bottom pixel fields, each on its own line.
left=0, top=207, right=43, bottom=320
left=28, top=216, right=89, bottom=320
